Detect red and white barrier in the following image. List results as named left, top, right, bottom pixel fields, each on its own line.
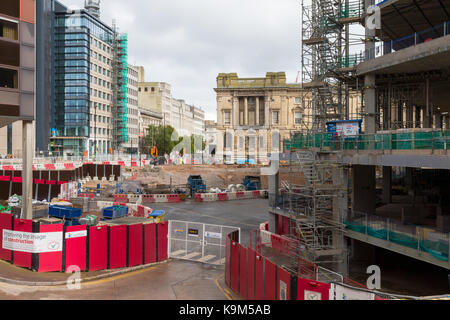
left=194, top=190, right=268, bottom=203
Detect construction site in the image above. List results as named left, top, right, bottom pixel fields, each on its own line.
left=260, top=0, right=450, bottom=295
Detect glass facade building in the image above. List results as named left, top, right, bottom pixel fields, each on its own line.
left=51, top=9, right=115, bottom=156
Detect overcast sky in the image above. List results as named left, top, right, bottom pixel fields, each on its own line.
left=61, top=0, right=303, bottom=120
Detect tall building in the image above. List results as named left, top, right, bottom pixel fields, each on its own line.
left=0, top=0, right=36, bottom=157
left=124, top=64, right=139, bottom=155
left=46, top=1, right=129, bottom=157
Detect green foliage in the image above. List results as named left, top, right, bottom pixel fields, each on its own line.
left=144, top=125, right=206, bottom=156
left=144, top=125, right=182, bottom=156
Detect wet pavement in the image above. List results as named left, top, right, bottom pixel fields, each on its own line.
left=0, top=260, right=233, bottom=300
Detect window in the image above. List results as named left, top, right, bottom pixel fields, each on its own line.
left=145, top=87, right=148, bottom=92
left=294, top=112, right=302, bottom=125
left=151, top=87, right=155, bottom=92
left=272, top=111, right=279, bottom=125
left=295, top=97, right=302, bottom=104
left=224, top=111, right=231, bottom=125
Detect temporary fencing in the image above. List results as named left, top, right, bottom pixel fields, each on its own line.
left=225, top=228, right=386, bottom=300
left=194, top=190, right=268, bottom=203
left=0, top=214, right=169, bottom=273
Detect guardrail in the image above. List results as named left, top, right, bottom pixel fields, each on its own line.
left=338, top=20, right=450, bottom=69
left=345, top=212, right=450, bottom=262
left=285, top=130, right=450, bottom=152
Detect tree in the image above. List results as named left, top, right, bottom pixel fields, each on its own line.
left=144, top=125, right=182, bottom=156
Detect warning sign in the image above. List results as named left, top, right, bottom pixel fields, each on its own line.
left=2, top=230, right=63, bottom=253
left=188, top=229, right=199, bottom=237
left=65, top=230, right=87, bottom=239
left=205, top=231, right=221, bottom=239
left=304, top=290, right=322, bottom=300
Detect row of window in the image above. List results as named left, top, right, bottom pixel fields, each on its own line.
left=128, top=68, right=138, bottom=78
left=90, top=88, right=111, bottom=101
left=90, top=127, right=111, bottom=137
left=223, top=111, right=302, bottom=125
left=90, top=62, right=111, bottom=77
left=91, top=75, right=111, bottom=89
left=91, top=50, right=111, bottom=66
left=139, top=87, right=155, bottom=93
left=127, top=97, right=138, bottom=107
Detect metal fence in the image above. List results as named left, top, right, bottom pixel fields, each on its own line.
left=285, top=130, right=450, bottom=153
left=345, top=212, right=450, bottom=263
left=168, top=220, right=240, bottom=265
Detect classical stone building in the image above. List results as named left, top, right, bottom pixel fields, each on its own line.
left=214, top=72, right=306, bottom=164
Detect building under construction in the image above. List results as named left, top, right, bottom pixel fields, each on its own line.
left=269, top=0, right=450, bottom=287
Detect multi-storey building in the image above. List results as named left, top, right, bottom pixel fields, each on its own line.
left=43, top=0, right=128, bottom=158
left=124, top=64, right=139, bottom=155
left=0, top=0, right=36, bottom=158
left=214, top=72, right=305, bottom=164
left=273, top=0, right=450, bottom=288
left=137, top=66, right=205, bottom=140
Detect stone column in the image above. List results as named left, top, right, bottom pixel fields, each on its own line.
left=233, top=96, right=239, bottom=126
left=255, top=97, right=260, bottom=126
left=265, top=96, right=270, bottom=127
left=244, top=97, right=248, bottom=126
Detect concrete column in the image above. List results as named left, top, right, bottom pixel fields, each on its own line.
left=382, top=166, right=392, bottom=204
left=364, top=0, right=377, bottom=134
left=365, top=74, right=377, bottom=134
left=352, top=165, right=376, bottom=215
left=424, top=79, right=432, bottom=128
left=244, top=97, right=248, bottom=125
left=22, top=121, right=34, bottom=220
left=268, top=170, right=279, bottom=208
left=255, top=97, right=260, bottom=126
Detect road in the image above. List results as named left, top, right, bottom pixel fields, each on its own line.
left=151, top=198, right=269, bottom=246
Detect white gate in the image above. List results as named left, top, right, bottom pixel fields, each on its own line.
left=168, top=220, right=240, bottom=265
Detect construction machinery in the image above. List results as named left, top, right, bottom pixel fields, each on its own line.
left=242, top=176, right=262, bottom=191
left=187, top=175, right=206, bottom=196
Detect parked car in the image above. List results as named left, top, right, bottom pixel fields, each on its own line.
left=151, top=156, right=167, bottom=166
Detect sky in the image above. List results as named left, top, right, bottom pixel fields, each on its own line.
left=60, top=0, right=302, bottom=120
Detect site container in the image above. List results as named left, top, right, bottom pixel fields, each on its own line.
left=49, top=205, right=82, bottom=219
left=102, top=206, right=129, bottom=219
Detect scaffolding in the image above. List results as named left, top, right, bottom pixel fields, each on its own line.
left=280, top=148, right=347, bottom=269
left=112, top=23, right=128, bottom=152
left=300, top=0, right=365, bottom=133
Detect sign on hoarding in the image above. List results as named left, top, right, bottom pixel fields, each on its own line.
left=2, top=230, right=63, bottom=253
